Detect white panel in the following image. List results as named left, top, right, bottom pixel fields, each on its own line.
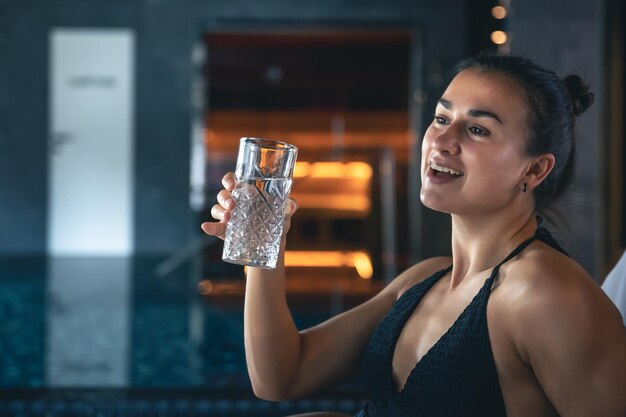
left=48, top=29, right=135, bottom=256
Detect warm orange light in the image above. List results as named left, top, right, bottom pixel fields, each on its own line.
left=311, top=162, right=345, bottom=178
left=293, top=162, right=372, bottom=180
left=284, top=251, right=373, bottom=279
left=285, top=251, right=346, bottom=267
left=293, top=194, right=370, bottom=212
left=347, top=163, right=374, bottom=179
left=491, top=6, right=507, bottom=19
left=293, top=162, right=311, bottom=177
left=292, top=162, right=373, bottom=213
left=352, top=252, right=373, bottom=280
left=490, top=31, right=508, bottom=45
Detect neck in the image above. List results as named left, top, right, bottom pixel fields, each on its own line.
left=448, top=209, right=538, bottom=288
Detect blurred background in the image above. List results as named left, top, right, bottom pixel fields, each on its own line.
left=0, top=0, right=624, bottom=415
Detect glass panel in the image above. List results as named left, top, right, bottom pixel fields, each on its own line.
left=202, top=31, right=411, bottom=302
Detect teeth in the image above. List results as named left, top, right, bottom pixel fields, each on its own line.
left=430, top=162, right=463, bottom=176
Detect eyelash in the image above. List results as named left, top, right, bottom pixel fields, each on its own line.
left=433, top=114, right=489, bottom=137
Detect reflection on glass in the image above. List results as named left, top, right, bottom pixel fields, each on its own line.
left=46, top=258, right=131, bottom=387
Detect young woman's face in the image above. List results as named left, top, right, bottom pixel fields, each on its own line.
left=420, top=69, right=532, bottom=215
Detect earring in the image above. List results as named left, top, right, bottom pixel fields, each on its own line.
left=523, top=183, right=528, bottom=193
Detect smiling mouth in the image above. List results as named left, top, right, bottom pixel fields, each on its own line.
left=430, top=162, right=464, bottom=177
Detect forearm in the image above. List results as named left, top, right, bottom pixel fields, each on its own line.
left=243, top=239, right=301, bottom=399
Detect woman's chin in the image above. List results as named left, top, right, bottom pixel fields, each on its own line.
left=420, top=193, right=454, bottom=214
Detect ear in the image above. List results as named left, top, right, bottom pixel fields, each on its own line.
left=524, top=153, right=555, bottom=189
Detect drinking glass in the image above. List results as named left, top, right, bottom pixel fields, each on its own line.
left=222, top=137, right=298, bottom=269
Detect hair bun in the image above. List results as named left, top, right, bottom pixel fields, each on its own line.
left=562, top=74, right=594, bottom=116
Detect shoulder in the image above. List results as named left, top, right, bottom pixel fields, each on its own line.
left=500, top=241, right=611, bottom=315
left=495, top=245, right=626, bottom=415
left=386, top=256, right=452, bottom=300
left=496, top=241, right=625, bottom=361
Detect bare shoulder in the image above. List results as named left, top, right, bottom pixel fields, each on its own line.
left=387, top=256, right=452, bottom=300
left=499, top=242, right=614, bottom=313
left=496, top=241, right=625, bottom=359
left=495, top=244, right=626, bottom=416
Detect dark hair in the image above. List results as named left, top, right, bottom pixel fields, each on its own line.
left=455, top=53, right=594, bottom=211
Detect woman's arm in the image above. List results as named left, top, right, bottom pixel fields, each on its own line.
left=244, top=249, right=450, bottom=400
left=243, top=245, right=402, bottom=400
left=203, top=172, right=449, bottom=401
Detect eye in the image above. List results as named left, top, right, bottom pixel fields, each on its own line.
left=433, top=114, right=449, bottom=125
left=469, top=126, right=489, bottom=136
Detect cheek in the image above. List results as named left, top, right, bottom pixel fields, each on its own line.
left=469, top=148, right=526, bottom=187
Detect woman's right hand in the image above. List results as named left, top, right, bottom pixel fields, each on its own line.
left=200, top=172, right=237, bottom=240
left=200, top=172, right=298, bottom=240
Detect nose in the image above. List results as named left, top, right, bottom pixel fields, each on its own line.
left=431, top=124, right=461, bottom=155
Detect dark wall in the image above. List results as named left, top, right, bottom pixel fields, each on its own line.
left=1, top=0, right=137, bottom=255
left=1, top=0, right=51, bottom=254
left=0, top=1, right=13, bottom=251
left=0, top=0, right=468, bottom=257
left=509, top=0, right=605, bottom=278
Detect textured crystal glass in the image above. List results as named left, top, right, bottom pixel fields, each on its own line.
left=222, top=137, right=298, bottom=269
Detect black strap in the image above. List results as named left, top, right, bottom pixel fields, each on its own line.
left=496, top=235, right=537, bottom=268
left=535, top=227, right=569, bottom=256
left=494, top=227, right=568, bottom=274
left=448, top=227, right=567, bottom=288
left=484, top=233, right=537, bottom=290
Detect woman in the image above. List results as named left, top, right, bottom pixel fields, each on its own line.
left=201, top=54, right=626, bottom=417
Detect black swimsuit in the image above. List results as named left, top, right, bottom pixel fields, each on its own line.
left=355, top=228, right=566, bottom=417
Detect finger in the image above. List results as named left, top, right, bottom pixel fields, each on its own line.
left=222, top=172, right=236, bottom=191
left=285, top=198, right=298, bottom=216
left=217, top=189, right=234, bottom=210
left=282, top=199, right=298, bottom=236
left=211, top=204, right=231, bottom=222
left=201, top=222, right=226, bottom=239
left=283, top=216, right=292, bottom=233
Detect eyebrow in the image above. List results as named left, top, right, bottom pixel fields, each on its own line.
left=437, top=98, right=503, bottom=125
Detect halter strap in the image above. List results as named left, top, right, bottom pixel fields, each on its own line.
left=487, top=227, right=568, bottom=286
left=496, top=234, right=537, bottom=269
left=486, top=232, right=538, bottom=286
left=535, top=227, right=569, bottom=256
